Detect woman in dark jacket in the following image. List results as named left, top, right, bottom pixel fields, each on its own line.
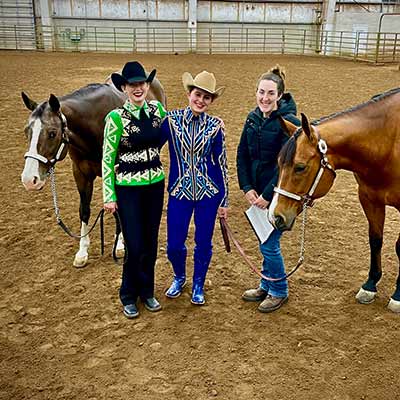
left=236, top=65, right=300, bottom=313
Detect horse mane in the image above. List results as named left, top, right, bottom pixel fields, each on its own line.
left=279, top=130, right=302, bottom=166
left=313, top=87, right=400, bottom=125
left=279, top=87, right=400, bottom=166
left=31, top=102, right=47, bottom=118
left=61, top=83, right=106, bottom=100
left=29, top=84, right=107, bottom=119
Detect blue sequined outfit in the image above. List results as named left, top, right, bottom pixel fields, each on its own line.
left=161, top=107, right=229, bottom=303
left=161, top=107, right=228, bottom=207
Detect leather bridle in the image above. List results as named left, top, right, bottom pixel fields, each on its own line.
left=273, top=125, right=336, bottom=205
left=24, top=112, right=69, bottom=167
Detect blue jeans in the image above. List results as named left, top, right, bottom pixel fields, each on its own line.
left=259, top=229, right=288, bottom=298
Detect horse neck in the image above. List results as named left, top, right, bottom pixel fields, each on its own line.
left=320, top=114, right=391, bottom=175
left=58, top=96, right=103, bottom=156
left=57, top=102, right=82, bottom=149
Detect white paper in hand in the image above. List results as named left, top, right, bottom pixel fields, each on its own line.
left=245, top=205, right=275, bottom=244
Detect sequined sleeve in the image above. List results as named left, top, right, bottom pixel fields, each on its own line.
left=215, top=125, right=229, bottom=207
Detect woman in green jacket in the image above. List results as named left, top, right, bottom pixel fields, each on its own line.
left=236, top=65, right=300, bottom=313
left=102, top=61, right=166, bottom=319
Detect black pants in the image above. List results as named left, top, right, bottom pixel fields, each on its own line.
left=116, top=180, right=164, bottom=305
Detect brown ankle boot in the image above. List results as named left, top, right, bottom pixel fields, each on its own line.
left=242, top=287, right=268, bottom=302
left=258, top=295, right=288, bottom=313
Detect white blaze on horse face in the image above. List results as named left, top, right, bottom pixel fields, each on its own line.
left=268, top=191, right=279, bottom=225
left=268, top=176, right=281, bottom=224
left=21, top=118, right=46, bottom=190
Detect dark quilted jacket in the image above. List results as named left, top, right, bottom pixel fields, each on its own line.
left=236, top=92, right=300, bottom=201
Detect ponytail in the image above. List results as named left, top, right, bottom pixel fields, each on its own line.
left=256, top=64, right=286, bottom=95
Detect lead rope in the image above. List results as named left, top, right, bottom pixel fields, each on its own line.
left=49, top=166, right=61, bottom=224
left=222, top=200, right=310, bottom=282
left=49, top=166, right=105, bottom=255
left=296, top=200, right=309, bottom=270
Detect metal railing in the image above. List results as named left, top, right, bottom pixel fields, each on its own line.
left=1, top=24, right=399, bottom=64
left=0, top=24, right=36, bottom=50
left=33, top=26, right=321, bottom=55
left=319, top=30, right=400, bottom=63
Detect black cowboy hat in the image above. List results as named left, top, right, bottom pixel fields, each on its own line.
left=111, top=61, right=156, bottom=92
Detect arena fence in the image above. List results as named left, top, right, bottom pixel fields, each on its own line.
left=1, top=24, right=399, bottom=64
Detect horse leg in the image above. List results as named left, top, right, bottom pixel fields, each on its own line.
left=387, top=234, right=400, bottom=313
left=72, top=165, right=94, bottom=268
left=355, top=191, right=385, bottom=304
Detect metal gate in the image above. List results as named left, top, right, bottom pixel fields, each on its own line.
left=0, top=0, right=36, bottom=50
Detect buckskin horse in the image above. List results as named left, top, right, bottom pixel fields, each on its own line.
left=21, top=77, right=166, bottom=267
left=268, top=87, right=400, bottom=313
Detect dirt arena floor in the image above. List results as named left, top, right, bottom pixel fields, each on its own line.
left=0, top=51, right=399, bottom=400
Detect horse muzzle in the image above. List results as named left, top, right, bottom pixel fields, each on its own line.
left=268, top=193, right=297, bottom=231
left=21, top=154, right=50, bottom=191
left=274, top=214, right=295, bottom=231
left=21, top=174, right=46, bottom=191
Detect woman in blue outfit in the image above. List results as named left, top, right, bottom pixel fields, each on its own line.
left=236, top=65, right=300, bottom=313
left=161, top=71, right=229, bottom=305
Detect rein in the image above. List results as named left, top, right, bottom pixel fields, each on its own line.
left=220, top=200, right=309, bottom=282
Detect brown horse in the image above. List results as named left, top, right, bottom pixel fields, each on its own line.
left=21, top=78, right=166, bottom=267
left=268, top=87, right=400, bottom=313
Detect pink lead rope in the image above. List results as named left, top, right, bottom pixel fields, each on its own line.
left=219, top=209, right=307, bottom=282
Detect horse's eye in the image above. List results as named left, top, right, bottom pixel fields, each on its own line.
left=48, top=131, right=57, bottom=139
left=294, top=164, right=306, bottom=174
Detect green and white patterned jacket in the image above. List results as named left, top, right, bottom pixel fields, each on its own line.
left=102, top=100, right=167, bottom=203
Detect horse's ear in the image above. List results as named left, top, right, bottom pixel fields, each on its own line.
left=21, top=92, right=37, bottom=111
left=278, top=116, right=298, bottom=137
left=49, top=94, right=60, bottom=112
left=301, top=113, right=316, bottom=143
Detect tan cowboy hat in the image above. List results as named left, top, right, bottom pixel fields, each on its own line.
left=182, top=71, right=225, bottom=98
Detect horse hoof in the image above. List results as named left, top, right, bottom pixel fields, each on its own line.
left=73, top=255, right=88, bottom=268
left=387, top=298, right=400, bottom=313
left=115, top=248, right=125, bottom=258
left=355, top=287, right=376, bottom=304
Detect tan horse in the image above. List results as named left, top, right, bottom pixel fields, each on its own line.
left=268, top=87, right=400, bottom=313
left=21, top=78, right=166, bottom=267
